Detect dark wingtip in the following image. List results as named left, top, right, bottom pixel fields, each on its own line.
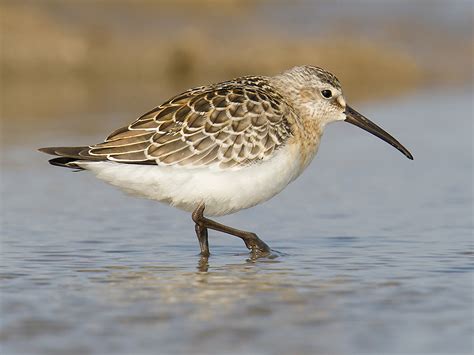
left=48, top=157, right=84, bottom=170
left=38, top=147, right=57, bottom=155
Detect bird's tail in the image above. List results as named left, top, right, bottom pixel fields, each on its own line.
left=38, top=146, right=103, bottom=170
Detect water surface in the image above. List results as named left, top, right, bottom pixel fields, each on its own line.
left=1, top=90, right=473, bottom=354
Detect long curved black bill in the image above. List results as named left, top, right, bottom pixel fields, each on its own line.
left=344, top=105, right=413, bottom=160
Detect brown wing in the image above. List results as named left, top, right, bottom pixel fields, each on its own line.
left=88, top=79, right=294, bottom=169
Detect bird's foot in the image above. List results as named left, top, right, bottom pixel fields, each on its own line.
left=243, top=233, right=272, bottom=257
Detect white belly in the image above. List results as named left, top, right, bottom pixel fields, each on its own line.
left=78, top=144, right=306, bottom=216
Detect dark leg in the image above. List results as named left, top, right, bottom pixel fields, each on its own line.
left=194, top=219, right=210, bottom=257
left=191, top=203, right=271, bottom=255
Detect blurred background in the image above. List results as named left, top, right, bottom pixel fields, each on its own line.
left=1, top=0, right=472, bottom=142
left=1, top=1, right=473, bottom=355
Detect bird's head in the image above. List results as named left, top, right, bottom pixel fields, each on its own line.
left=273, top=65, right=413, bottom=160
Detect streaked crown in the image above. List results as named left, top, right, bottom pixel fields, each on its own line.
left=270, top=65, right=346, bottom=126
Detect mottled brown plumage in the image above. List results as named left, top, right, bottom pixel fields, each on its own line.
left=86, top=77, right=296, bottom=169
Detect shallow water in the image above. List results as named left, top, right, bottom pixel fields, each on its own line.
left=1, top=90, right=473, bottom=354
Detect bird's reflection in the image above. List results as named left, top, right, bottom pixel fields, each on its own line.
left=197, top=255, right=209, bottom=272
left=89, top=251, right=347, bottom=327
left=196, top=249, right=281, bottom=272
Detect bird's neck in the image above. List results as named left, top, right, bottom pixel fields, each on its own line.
left=269, top=76, right=324, bottom=170
left=290, top=116, right=323, bottom=172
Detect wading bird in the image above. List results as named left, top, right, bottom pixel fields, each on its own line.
left=40, top=65, right=413, bottom=257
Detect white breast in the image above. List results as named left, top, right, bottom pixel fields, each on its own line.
left=78, top=144, right=309, bottom=216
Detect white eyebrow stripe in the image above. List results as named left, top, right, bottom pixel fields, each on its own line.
left=336, top=95, right=346, bottom=108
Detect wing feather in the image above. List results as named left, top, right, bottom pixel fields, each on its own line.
left=88, top=77, right=295, bottom=169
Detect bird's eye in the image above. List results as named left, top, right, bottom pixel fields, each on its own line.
left=321, top=89, right=332, bottom=99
